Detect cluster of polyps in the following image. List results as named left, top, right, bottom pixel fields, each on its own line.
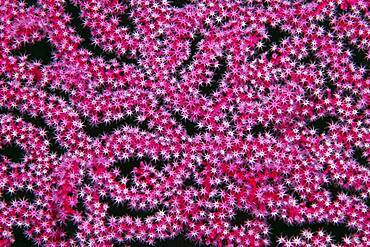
left=0, top=0, right=369, bottom=246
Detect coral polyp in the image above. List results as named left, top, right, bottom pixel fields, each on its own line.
left=0, top=0, right=369, bottom=246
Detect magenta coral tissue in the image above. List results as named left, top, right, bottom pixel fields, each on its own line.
left=0, top=0, right=369, bottom=246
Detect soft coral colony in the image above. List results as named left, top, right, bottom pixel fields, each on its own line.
left=0, top=0, right=369, bottom=246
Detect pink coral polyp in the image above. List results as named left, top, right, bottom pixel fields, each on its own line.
left=0, top=0, right=369, bottom=246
